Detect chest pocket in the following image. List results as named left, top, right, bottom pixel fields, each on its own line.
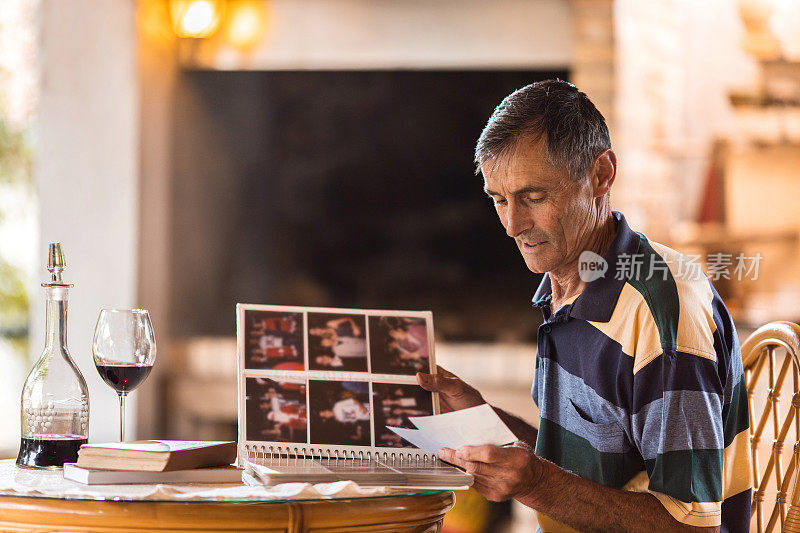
left=565, top=399, right=638, bottom=489
left=566, top=399, right=628, bottom=453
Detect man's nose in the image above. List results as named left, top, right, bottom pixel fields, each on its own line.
left=505, top=202, right=531, bottom=238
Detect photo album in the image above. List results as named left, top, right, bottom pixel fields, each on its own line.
left=236, top=303, right=472, bottom=487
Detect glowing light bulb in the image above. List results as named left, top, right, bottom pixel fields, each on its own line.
left=170, top=0, right=223, bottom=38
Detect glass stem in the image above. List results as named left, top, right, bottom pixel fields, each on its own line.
left=118, top=393, right=127, bottom=442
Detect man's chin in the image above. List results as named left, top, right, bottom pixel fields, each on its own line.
left=517, top=243, right=557, bottom=273
left=521, top=257, right=553, bottom=274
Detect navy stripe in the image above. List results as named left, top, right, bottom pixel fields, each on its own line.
left=536, top=319, right=634, bottom=409
left=721, top=376, right=749, bottom=448
left=710, top=284, right=745, bottom=405
left=535, top=358, right=631, bottom=453
left=633, top=350, right=724, bottom=410
left=721, top=488, right=751, bottom=533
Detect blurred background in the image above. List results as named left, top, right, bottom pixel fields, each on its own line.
left=1, top=0, right=799, bottom=531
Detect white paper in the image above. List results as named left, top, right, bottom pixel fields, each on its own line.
left=386, top=404, right=518, bottom=455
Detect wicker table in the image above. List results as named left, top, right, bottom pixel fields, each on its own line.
left=0, top=461, right=454, bottom=532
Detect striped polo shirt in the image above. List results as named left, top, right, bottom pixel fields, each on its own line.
left=531, top=211, right=752, bottom=533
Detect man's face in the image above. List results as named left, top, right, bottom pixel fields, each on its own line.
left=482, top=136, right=597, bottom=274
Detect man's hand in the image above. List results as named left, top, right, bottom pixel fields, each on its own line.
left=416, top=366, right=485, bottom=413
left=439, top=443, right=541, bottom=501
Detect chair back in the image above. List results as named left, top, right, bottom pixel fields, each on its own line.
left=743, top=321, right=800, bottom=532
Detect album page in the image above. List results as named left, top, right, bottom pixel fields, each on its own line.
left=236, top=303, right=439, bottom=462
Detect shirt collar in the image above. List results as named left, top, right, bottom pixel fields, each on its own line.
left=531, top=211, right=640, bottom=323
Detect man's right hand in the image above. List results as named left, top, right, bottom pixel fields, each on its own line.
left=417, top=366, right=485, bottom=413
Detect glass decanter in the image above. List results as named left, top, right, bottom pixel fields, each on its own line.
left=16, top=243, right=90, bottom=468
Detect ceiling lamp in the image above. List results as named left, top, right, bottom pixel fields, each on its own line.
left=169, top=0, right=224, bottom=39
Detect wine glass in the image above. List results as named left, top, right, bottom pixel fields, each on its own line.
left=92, top=309, right=156, bottom=441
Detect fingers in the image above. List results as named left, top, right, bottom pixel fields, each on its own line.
left=415, top=372, right=433, bottom=389
left=416, top=366, right=458, bottom=389
left=440, top=445, right=534, bottom=502
left=436, top=365, right=457, bottom=378
left=456, top=445, right=513, bottom=464
left=416, top=372, right=468, bottom=395
left=438, top=448, right=491, bottom=476
left=438, top=447, right=458, bottom=464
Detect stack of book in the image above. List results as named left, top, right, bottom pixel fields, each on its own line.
left=63, top=440, right=241, bottom=485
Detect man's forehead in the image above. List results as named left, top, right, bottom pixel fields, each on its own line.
left=480, top=138, right=564, bottom=192
left=481, top=158, right=554, bottom=194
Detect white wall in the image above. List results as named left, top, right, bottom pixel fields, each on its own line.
left=34, top=0, right=139, bottom=443
left=190, top=0, right=572, bottom=70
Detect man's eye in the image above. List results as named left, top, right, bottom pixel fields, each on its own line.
left=491, top=198, right=506, bottom=206
left=525, top=196, right=544, bottom=204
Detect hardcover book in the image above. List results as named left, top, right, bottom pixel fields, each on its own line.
left=76, top=440, right=237, bottom=472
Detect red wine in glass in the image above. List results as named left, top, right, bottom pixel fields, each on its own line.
left=16, top=434, right=87, bottom=468
left=92, top=309, right=156, bottom=441
left=95, top=362, right=153, bottom=393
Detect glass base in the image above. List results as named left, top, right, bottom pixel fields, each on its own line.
left=14, top=462, right=63, bottom=470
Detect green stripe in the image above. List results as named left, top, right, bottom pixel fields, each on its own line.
left=644, top=448, right=723, bottom=502
left=536, top=417, right=643, bottom=489
left=722, top=375, right=750, bottom=448
left=628, top=233, right=680, bottom=351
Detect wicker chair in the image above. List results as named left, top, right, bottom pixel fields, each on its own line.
left=743, top=321, right=800, bottom=532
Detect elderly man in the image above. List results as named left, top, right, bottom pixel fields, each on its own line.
left=417, top=80, right=751, bottom=533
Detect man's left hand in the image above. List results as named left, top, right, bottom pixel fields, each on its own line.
left=439, top=443, right=542, bottom=502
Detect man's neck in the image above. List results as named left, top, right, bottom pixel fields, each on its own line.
left=548, top=210, right=617, bottom=310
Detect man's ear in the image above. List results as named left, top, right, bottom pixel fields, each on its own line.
left=591, top=149, right=616, bottom=198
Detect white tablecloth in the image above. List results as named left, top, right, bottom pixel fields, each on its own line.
left=0, top=460, right=387, bottom=502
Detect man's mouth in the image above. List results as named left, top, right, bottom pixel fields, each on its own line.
left=521, top=241, right=547, bottom=251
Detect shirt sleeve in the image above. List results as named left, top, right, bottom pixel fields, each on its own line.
left=632, top=349, right=725, bottom=528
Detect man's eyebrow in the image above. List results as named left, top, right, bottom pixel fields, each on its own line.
left=483, top=186, right=547, bottom=196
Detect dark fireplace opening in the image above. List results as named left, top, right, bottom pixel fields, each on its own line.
left=171, top=69, right=568, bottom=342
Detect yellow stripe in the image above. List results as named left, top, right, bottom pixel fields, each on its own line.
left=587, top=283, right=662, bottom=374
left=621, top=470, right=650, bottom=492
left=723, top=427, right=753, bottom=499
left=649, top=491, right=721, bottom=528
left=649, top=241, right=717, bottom=360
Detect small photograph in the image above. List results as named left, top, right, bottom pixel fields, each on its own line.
left=368, top=316, right=430, bottom=375
left=372, top=382, right=433, bottom=448
left=309, top=380, right=371, bottom=446
left=307, top=313, right=368, bottom=372
left=244, top=310, right=304, bottom=370
left=245, top=377, right=307, bottom=443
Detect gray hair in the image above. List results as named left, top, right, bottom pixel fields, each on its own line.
left=474, top=79, right=611, bottom=180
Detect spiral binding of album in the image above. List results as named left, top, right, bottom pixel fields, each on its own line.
left=242, top=444, right=437, bottom=464
left=236, top=303, right=440, bottom=467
